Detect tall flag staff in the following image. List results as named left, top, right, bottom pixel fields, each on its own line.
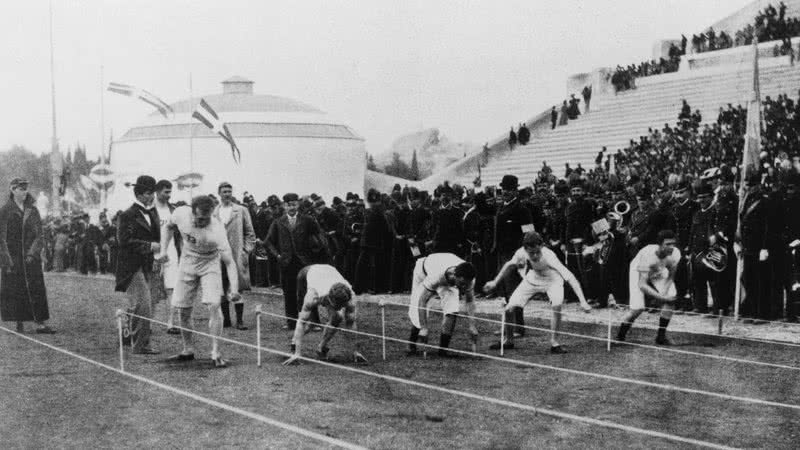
left=733, top=37, right=763, bottom=319
left=49, top=0, right=61, bottom=216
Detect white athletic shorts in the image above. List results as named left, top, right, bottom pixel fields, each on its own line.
left=408, top=259, right=461, bottom=329
left=507, top=275, right=564, bottom=308
left=171, top=270, right=223, bottom=308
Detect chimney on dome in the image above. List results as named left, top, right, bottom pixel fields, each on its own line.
left=222, top=76, right=254, bottom=95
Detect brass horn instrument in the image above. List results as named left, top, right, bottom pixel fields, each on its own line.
left=614, top=201, right=631, bottom=215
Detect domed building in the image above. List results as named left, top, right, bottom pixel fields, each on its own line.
left=107, top=76, right=365, bottom=209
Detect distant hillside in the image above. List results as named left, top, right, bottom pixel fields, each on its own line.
left=374, top=128, right=477, bottom=179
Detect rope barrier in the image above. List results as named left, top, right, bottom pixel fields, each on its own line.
left=112, top=314, right=736, bottom=449
left=244, top=310, right=800, bottom=412
left=372, top=299, right=800, bottom=371
left=615, top=303, right=800, bottom=328
left=374, top=297, right=800, bottom=348
left=0, top=323, right=365, bottom=450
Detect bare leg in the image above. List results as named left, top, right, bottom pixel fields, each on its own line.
left=207, top=304, right=223, bottom=359
left=550, top=305, right=562, bottom=347
left=178, top=306, right=194, bottom=354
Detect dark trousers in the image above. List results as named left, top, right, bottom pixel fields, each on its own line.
left=691, top=259, right=715, bottom=313
left=281, top=259, right=304, bottom=329
left=389, top=238, right=412, bottom=293
left=497, top=248, right=525, bottom=334
left=740, top=255, right=770, bottom=319
left=674, top=256, right=690, bottom=310
left=355, top=247, right=384, bottom=294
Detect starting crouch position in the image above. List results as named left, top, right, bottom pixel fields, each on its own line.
left=616, top=230, right=680, bottom=345
left=158, top=195, right=240, bottom=368
left=283, top=264, right=366, bottom=365
left=407, top=253, right=478, bottom=357
left=484, top=231, right=591, bottom=354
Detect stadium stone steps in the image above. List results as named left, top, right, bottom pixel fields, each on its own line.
left=464, top=62, right=800, bottom=187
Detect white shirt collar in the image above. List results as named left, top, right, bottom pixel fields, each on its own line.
left=134, top=200, right=154, bottom=211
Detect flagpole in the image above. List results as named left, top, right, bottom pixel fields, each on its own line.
left=100, top=64, right=107, bottom=209
left=189, top=72, right=195, bottom=198
left=734, top=37, right=761, bottom=319
left=49, top=0, right=61, bottom=216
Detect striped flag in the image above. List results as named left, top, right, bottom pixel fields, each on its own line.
left=107, top=82, right=174, bottom=118
left=192, top=99, right=241, bottom=164
left=734, top=38, right=763, bottom=318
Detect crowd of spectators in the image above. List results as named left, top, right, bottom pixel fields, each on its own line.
left=38, top=90, right=800, bottom=325
left=611, top=3, right=800, bottom=93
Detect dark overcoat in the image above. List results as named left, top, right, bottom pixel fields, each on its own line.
left=0, top=194, right=49, bottom=322
left=114, top=204, right=160, bottom=292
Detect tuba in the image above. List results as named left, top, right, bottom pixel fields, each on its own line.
left=696, top=243, right=729, bottom=273
left=614, top=201, right=631, bottom=216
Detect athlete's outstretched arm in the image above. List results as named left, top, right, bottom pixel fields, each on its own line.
left=548, top=253, right=591, bottom=311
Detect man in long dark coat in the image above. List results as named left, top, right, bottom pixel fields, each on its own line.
left=0, top=178, right=54, bottom=334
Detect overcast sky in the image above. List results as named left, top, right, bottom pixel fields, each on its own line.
left=1, top=0, right=752, bottom=158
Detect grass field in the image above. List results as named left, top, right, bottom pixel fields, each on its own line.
left=1, top=274, right=800, bottom=449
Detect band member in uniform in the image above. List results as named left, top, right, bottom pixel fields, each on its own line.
left=616, top=230, right=680, bottom=345
left=688, top=182, right=719, bottom=314
left=485, top=232, right=591, bottom=354
left=563, top=177, right=595, bottom=296
left=671, top=179, right=698, bottom=313
left=158, top=195, right=240, bottom=368
left=406, top=253, right=478, bottom=357
left=283, top=264, right=366, bottom=365
left=736, top=169, right=773, bottom=322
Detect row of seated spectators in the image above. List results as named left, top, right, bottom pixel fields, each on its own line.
left=611, top=3, right=799, bottom=93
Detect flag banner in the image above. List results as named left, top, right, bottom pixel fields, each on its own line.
left=107, top=82, right=174, bottom=118
left=192, top=98, right=241, bottom=164
left=734, top=38, right=763, bottom=317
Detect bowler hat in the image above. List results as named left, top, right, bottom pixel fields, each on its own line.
left=283, top=193, right=299, bottom=202
left=499, top=174, right=519, bottom=190
left=131, top=175, right=157, bottom=192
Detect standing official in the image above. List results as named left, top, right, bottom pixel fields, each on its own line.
left=493, top=175, right=534, bottom=336
left=115, top=175, right=161, bottom=354
left=216, top=182, right=256, bottom=330
left=265, top=193, right=327, bottom=330
left=0, top=178, right=54, bottom=334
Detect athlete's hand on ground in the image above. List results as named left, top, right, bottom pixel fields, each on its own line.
left=282, top=354, right=301, bottom=366
left=353, top=351, right=368, bottom=363
left=482, top=281, right=497, bottom=294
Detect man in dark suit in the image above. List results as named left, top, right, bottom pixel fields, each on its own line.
left=265, top=193, right=328, bottom=330
left=114, top=175, right=161, bottom=355
left=355, top=189, right=391, bottom=294
left=494, top=175, right=533, bottom=335
left=431, top=186, right=464, bottom=256
left=736, top=169, right=773, bottom=322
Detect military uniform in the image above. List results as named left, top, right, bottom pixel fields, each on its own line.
left=738, top=185, right=773, bottom=320
left=672, top=197, right=698, bottom=311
